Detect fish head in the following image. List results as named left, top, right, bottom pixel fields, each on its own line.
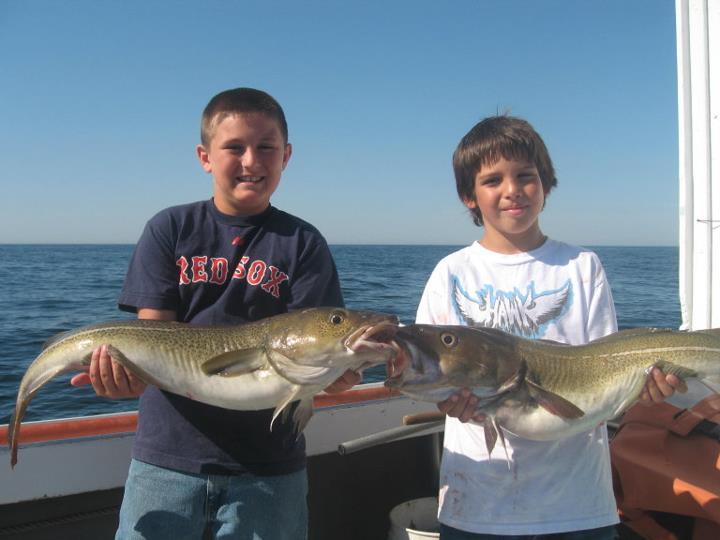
left=266, top=307, right=399, bottom=369
left=385, top=324, right=517, bottom=397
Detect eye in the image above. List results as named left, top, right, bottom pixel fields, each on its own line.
left=519, top=173, right=539, bottom=183
left=329, top=312, right=345, bottom=325
left=440, top=332, right=457, bottom=348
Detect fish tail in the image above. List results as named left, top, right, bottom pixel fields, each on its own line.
left=8, top=399, right=29, bottom=469
left=8, top=352, right=83, bottom=468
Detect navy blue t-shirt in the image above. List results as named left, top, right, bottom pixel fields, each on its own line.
left=118, top=200, right=344, bottom=475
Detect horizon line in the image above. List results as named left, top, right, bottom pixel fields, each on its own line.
left=0, top=242, right=681, bottom=248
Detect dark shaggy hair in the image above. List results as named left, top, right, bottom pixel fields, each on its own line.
left=453, top=115, right=557, bottom=226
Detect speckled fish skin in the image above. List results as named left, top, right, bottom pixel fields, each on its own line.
left=388, top=324, right=720, bottom=444
left=8, top=307, right=398, bottom=468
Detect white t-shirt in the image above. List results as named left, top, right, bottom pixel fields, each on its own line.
left=416, top=239, right=619, bottom=535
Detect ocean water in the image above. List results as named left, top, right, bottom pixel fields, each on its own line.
left=0, top=244, right=681, bottom=424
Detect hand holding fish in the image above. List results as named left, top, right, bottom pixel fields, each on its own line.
left=70, top=345, right=146, bottom=398
left=389, top=347, right=486, bottom=423
left=436, top=388, right=486, bottom=423
left=638, top=367, right=687, bottom=405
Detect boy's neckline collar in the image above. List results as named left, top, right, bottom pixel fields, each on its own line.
left=479, top=231, right=548, bottom=255
left=207, top=199, right=274, bottom=226
left=472, top=237, right=552, bottom=259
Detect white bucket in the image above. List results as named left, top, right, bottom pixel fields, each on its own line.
left=387, top=497, right=440, bottom=540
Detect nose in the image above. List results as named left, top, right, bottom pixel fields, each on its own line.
left=241, top=148, right=258, bottom=169
left=504, top=178, right=522, bottom=198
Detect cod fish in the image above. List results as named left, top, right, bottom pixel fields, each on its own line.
left=7, top=307, right=398, bottom=467
left=386, top=324, right=720, bottom=454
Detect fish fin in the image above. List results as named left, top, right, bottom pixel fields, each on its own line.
left=201, top=349, right=266, bottom=376
left=536, top=338, right=570, bottom=345
left=526, top=380, right=585, bottom=419
left=482, top=417, right=497, bottom=455
left=590, top=327, right=673, bottom=344
left=270, top=388, right=314, bottom=436
left=266, top=349, right=339, bottom=385
left=700, top=379, right=720, bottom=391
left=493, top=418, right=511, bottom=469
left=654, top=360, right=699, bottom=381
left=292, top=397, right=315, bottom=438
left=613, top=391, right=645, bottom=418
left=482, top=417, right=510, bottom=469
left=496, top=369, right=524, bottom=394
left=271, top=385, right=304, bottom=430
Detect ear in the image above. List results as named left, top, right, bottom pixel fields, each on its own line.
left=463, top=196, right=478, bottom=210
left=196, top=144, right=212, bottom=173
left=282, top=143, right=293, bottom=170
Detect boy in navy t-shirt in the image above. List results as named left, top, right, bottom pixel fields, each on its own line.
left=71, top=88, right=356, bottom=539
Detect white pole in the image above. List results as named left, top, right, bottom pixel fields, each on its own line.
left=677, top=0, right=719, bottom=330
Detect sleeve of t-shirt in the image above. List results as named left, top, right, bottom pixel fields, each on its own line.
left=118, top=212, right=181, bottom=313
left=286, top=232, right=344, bottom=310
left=416, top=263, right=450, bottom=325
left=586, top=254, right=619, bottom=341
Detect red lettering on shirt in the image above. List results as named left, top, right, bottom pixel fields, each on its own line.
left=191, top=256, right=209, bottom=283
left=232, top=256, right=250, bottom=280
left=178, top=254, right=288, bottom=300
left=247, top=260, right=267, bottom=286
left=176, top=256, right=191, bottom=285
left=209, top=258, right=229, bottom=284
left=261, top=266, right=289, bottom=298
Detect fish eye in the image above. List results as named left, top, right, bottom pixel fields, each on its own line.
left=329, top=312, right=345, bottom=325
left=440, top=332, right=457, bottom=348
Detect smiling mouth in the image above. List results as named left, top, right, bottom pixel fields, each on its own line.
left=237, top=176, right=263, bottom=184
left=503, top=206, right=528, bottom=213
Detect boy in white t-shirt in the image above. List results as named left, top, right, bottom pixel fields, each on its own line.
left=416, top=116, right=684, bottom=539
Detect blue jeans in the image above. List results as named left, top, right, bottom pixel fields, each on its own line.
left=116, top=459, right=308, bottom=540
left=439, top=524, right=617, bottom=540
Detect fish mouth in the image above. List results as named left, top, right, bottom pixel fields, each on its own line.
left=384, top=338, right=410, bottom=384
left=346, top=322, right=399, bottom=354
left=383, top=328, right=438, bottom=385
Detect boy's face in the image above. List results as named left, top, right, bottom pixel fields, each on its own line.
left=464, top=157, right=545, bottom=253
left=197, top=112, right=291, bottom=216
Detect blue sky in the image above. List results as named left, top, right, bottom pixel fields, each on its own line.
left=0, top=0, right=679, bottom=246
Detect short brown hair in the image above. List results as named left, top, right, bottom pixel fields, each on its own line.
left=200, top=88, right=288, bottom=146
left=453, top=115, right=557, bottom=226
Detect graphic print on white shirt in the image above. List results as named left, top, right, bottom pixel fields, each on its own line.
left=419, top=241, right=620, bottom=534
left=452, top=277, right=571, bottom=338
